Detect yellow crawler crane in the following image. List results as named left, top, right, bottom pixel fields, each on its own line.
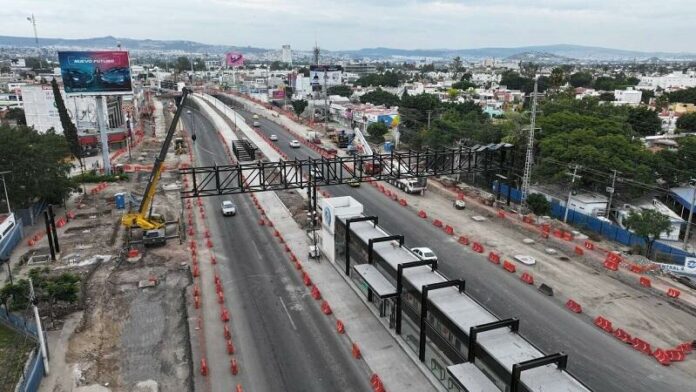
left=121, top=88, right=190, bottom=245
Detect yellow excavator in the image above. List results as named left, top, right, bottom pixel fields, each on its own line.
left=121, top=88, right=190, bottom=245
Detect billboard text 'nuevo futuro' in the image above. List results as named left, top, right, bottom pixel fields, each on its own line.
left=58, top=51, right=133, bottom=95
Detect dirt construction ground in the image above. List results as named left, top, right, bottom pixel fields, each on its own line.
left=10, top=98, right=197, bottom=392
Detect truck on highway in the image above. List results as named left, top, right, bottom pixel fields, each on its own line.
left=385, top=160, right=427, bottom=194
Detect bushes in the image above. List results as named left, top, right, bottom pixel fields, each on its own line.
left=73, top=171, right=128, bottom=183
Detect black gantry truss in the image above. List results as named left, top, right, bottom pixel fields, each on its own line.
left=179, top=146, right=514, bottom=198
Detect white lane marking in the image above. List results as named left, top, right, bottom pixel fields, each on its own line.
left=279, top=296, right=298, bottom=331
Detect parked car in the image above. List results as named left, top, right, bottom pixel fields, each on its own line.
left=221, top=200, right=237, bottom=216
left=253, top=114, right=259, bottom=119
left=253, top=121, right=260, bottom=127
left=453, top=200, right=466, bottom=210
left=289, top=140, right=301, bottom=148
left=270, top=134, right=278, bottom=141
left=411, top=247, right=437, bottom=262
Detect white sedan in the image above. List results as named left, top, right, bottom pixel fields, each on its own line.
left=289, top=140, right=301, bottom=148
left=221, top=200, right=237, bottom=216
left=269, top=134, right=279, bottom=141
left=411, top=247, right=438, bottom=262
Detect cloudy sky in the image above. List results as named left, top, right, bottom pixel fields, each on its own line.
left=0, top=0, right=693, bottom=52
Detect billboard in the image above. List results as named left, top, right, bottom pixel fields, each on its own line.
left=58, top=51, right=133, bottom=95
left=309, top=65, right=343, bottom=88
left=226, top=52, right=244, bottom=67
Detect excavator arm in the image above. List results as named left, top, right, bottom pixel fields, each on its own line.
left=122, top=88, right=191, bottom=230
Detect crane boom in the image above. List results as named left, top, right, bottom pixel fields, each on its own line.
left=122, top=88, right=190, bottom=231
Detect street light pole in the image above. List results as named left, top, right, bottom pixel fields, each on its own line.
left=563, top=165, right=581, bottom=224
left=0, top=171, right=11, bottom=213
left=684, top=180, right=696, bottom=251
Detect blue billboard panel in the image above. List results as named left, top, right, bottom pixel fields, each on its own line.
left=58, top=51, right=133, bottom=95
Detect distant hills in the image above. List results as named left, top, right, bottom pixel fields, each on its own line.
left=0, top=35, right=694, bottom=61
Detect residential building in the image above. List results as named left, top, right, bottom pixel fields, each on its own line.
left=281, top=45, right=292, bottom=65
left=343, top=63, right=377, bottom=75
left=639, top=71, right=696, bottom=90
left=567, top=192, right=609, bottom=217
left=613, top=88, right=642, bottom=106
left=616, top=199, right=684, bottom=242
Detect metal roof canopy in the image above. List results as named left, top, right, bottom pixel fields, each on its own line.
left=352, top=264, right=397, bottom=298
left=670, top=187, right=696, bottom=211
left=447, top=363, right=499, bottom=392
left=343, top=217, right=590, bottom=392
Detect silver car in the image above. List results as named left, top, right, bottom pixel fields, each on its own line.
left=411, top=247, right=437, bottom=262
left=221, top=200, right=237, bottom=216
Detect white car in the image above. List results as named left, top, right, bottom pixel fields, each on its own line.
left=289, top=140, right=301, bottom=148
left=270, top=134, right=279, bottom=141
left=253, top=121, right=260, bottom=127
left=411, top=247, right=437, bottom=262
left=221, top=200, right=237, bottom=216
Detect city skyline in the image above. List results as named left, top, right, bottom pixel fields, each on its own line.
left=0, top=0, right=693, bottom=53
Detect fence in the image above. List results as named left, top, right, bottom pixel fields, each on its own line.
left=0, top=217, right=23, bottom=260
left=16, top=348, right=44, bottom=392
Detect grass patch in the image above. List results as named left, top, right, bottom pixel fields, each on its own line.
left=0, top=323, right=35, bottom=392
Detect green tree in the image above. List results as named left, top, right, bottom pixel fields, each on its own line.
left=640, top=89, right=655, bottom=105
left=446, top=88, right=459, bottom=102
left=0, top=125, right=74, bottom=208
left=360, top=88, right=400, bottom=108
left=549, top=67, right=565, bottom=88
left=676, top=112, right=696, bottom=132
left=599, top=92, right=615, bottom=101
left=526, top=193, right=550, bottom=216
left=460, top=72, right=472, bottom=81
left=327, top=85, right=352, bottom=97
left=569, top=72, right=593, bottom=88
left=624, top=209, right=672, bottom=257
left=291, top=99, right=308, bottom=119
left=627, top=107, right=661, bottom=136
left=667, top=87, right=696, bottom=104
left=52, top=78, right=83, bottom=172
left=355, top=71, right=402, bottom=88
left=452, top=80, right=476, bottom=90
left=367, top=121, right=389, bottom=144
left=4, top=107, right=26, bottom=125
left=450, top=56, right=464, bottom=79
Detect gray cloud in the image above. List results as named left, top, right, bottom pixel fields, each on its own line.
left=0, top=0, right=693, bottom=52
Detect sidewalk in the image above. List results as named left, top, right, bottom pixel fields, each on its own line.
left=256, top=189, right=441, bottom=392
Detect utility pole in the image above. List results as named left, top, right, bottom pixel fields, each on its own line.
left=606, top=169, right=617, bottom=219
left=426, top=110, right=433, bottom=130
left=684, top=180, right=696, bottom=251
left=323, top=66, right=329, bottom=130
left=563, top=164, right=581, bottom=223
left=29, top=278, right=50, bottom=375
left=520, top=76, right=539, bottom=210
left=0, top=171, right=11, bottom=213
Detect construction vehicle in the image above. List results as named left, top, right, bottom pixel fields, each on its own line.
left=352, top=127, right=381, bottom=175
left=121, top=88, right=190, bottom=245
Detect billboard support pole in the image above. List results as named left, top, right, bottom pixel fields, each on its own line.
left=96, top=95, right=112, bottom=175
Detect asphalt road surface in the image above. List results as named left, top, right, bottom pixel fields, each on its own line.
left=182, top=108, right=371, bottom=392
left=227, top=102, right=694, bottom=392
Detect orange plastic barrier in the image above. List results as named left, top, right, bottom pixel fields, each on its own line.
left=594, top=316, right=613, bottom=333
left=227, top=339, right=236, bottom=355
left=230, top=358, right=239, bottom=375
left=417, top=210, right=427, bottom=219
left=432, top=219, right=443, bottom=228
left=487, top=252, right=500, bottom=264
left=603, top=259, right=619, bottom=271
left=639, top=277, right=651, bottom=288
left=321, top=300, right=332, bottom=315
left=502, top=260, right=516, bottom=273
left=444, top=225, right=454, bottom=235
left=200, top=358, right=208, bottom=376
left=221, top=307, right=230, bottom=322
left=632, top=337, right=652, bottom=355
left=574, top=246, right=584, bottom=255
left=472, top=242, right=484, bottom=253
left=565, top=299, right=582, bottom=313
left=336, top=320, right=345, bottom=334
left=352, top=343, right=362, bottom=359
left=520, top=272, right=534, bottom=285
left=613, top=328, right=632, bottom=344
left=666, top=288, right=681, bottom=298
left=311, top=285, right=322, bottom=300
left=666, top=349, right=685, bottom=362
left=458, top=236, right=469, bottom=246
left=497, top=210, right=506, bottom=219
left=652, top=349, right=670, bottom=366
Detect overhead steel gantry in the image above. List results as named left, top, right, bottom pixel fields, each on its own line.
left=179, top=144, right=515, bottom=198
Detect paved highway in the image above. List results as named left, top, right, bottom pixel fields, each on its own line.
left=227, top=101, right=694, bottom=392
left=183, top=108, right=371, bottom=392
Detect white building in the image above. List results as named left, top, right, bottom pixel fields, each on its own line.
left=21, top=84, right=104, bottom=134
left=567, top=192, right=609, bottom=217
left=639, top=72, right=696, bottom=90
left=616, top=199, right=684, bottom=242
left=614, top=88, right=642, bottom=106
left=281, top=45, right=292, bottom=65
